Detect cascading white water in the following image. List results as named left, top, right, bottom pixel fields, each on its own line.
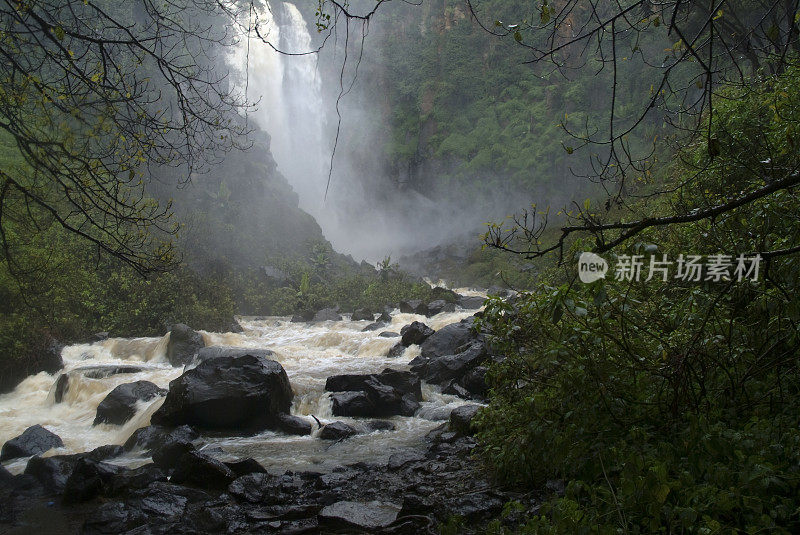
left=0, top=291, right=485, bottom=475
left=228, top=2, right=329, bottom=215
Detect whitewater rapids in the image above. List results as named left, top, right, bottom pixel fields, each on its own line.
left=0, top=298, right=484, bottom=475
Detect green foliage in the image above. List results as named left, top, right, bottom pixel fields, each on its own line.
left=475, top=65, right=800, bottom=533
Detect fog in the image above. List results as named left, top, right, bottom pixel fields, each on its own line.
left=226, top=1, right=584, bottom=262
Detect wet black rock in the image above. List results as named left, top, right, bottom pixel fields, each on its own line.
left=24, top=455, right=76, bottom=493
left=93, top=380, right=166, bottom=426
left=378, top=308, right=393, bottom=322
left=195, top=346, right=275, bottom=363
left=399, top=300, right=429, bottom=316
left=361, top=322, right=385, bottom=332
left=330, top=391, right=373, bottom=417
left=152, top=440, right=196, bottom=470
left=170, top=451, right=237, bottom=490
left=379, top=331, right=400, bottom=338
left=151, top=353, right=293, bottom=433
left=123, top=424, right=199, bottom=453
left=458, top=295, right=486, bottom=309
left=460, top=365, right=489, bottom=399
left=62, top=458, right=124, bottom=504
left=277, top=413, right=313, bottom=435
left=400, top=321, right=434, bottom=346
left=420, top=318, right=480, bottom=360
left=327, top=369, right=422, bottom=418
left=107, top=464, right=167, bottom=495
left=1, top=425, right=64, bottom=461
left=53, top=373, right=70, bottom=403
left=387, top=343, right=406, bottom=358
left=419, top=342, right=488, bottom=384
left=387, top=450, right=425, bottom=471
left=313, top=307, right=342, bottom=322
left=351, top=308, right=374, bottom=321
left=166, top=323, right=205, bottom=367
left=85, top=445, right=125, bottom=461
left=442, top=380, right=473, bottom=399
left=319, top=421, right=358, bottom=441
left=318, top=500, right=401, bottom=530
left=449, top=404, right=481, bottom=435
left=224, top=458, right=268, bottom=477
left=426, top=299, right=456, bottom=316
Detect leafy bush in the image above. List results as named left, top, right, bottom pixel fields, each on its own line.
left=475, top=66, right=800, bottom=533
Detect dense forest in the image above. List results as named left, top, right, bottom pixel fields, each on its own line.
left=1, top=0, right=799, bottom=533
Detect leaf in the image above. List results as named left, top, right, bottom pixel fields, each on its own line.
left=551, top=303, right=563, bottom=324
left=708, top=137, right=721, bottom=157
left=514, top=30, right=522, bottom=42
left=54, top=26, right=65, bottom=41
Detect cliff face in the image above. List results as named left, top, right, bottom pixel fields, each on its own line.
left=158, top=130, right=340, bottom=274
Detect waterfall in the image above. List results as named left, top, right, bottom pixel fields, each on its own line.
left=228, top=1, right=329, bottom=215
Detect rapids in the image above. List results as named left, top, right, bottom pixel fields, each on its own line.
left=0, top=296, right=484, bottom=476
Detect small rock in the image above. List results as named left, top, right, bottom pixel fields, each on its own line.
left=93, top=380, right=166, bottom=426
left=224, top=458, right=268, bottom=477
left=449, top=404, right=481, bottom=435
left=361, top=322, right=385, bottom=332
left=277, top=413, right=312, bottom=435
left=170, top=451, right=237, bottom=489
left=400, top=321, right=435, bottom=346
left=426, top=299, right=456, bottom=316
left=387, top=343, right=405, bottom=358
left=379, top=331, right=400, bottom=338
left=319, top=422, right=358, bottom=441
left=1, top=425, right=64, bottom=461
left=318, top=500, right=401, bottom=530
left=166, top=323, right=205, bottom=367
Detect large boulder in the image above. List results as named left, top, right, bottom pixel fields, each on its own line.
left=400, top=321, right=434, bottom=346
left=318, top=421, right=358, bottom=441
left=1, top=425, right=64, bottom=461
left=398, top=300, right=428, bottom=316
left=326, top=369, right=422, bottom=401
left=425, top=299, right=456, bottom=316
left=93, top=381, right=167, bottom=426
left=326, top=369, right=421, bottom=417
left=166, top=324, right=205, bottom=367
left=313, top=307, right=342, bottom=322
left=150, top=353, right=293, bottom=433
left=458, top=295, right=486, bottom=310
left=414, top=341, right=488, bottom=384
left=419, top=318, right=480, bottom=360
left=351, top=308, right=374, bottom=321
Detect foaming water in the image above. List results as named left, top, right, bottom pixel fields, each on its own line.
left=0, top=303, right=483, bottom=474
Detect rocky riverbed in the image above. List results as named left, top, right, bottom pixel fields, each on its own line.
left=0, top=291, right=537, bottom=533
